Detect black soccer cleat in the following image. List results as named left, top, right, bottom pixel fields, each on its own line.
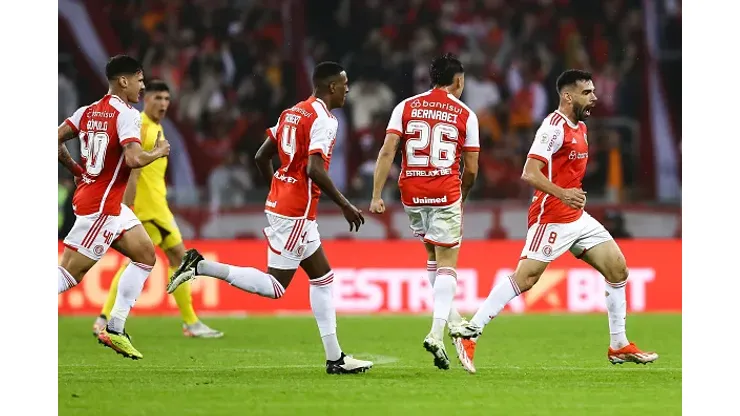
left=166, top=248, right=204, bottom=294
left=326, top=353, right=373, bottom=374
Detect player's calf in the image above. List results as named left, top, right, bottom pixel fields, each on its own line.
left=58, top=248, right=97, bottom=294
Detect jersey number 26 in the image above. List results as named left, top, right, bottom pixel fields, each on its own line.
left=405, top=121, right=458, bottom=169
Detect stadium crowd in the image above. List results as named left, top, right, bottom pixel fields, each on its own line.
left=60, top=0, right=651, bottom=208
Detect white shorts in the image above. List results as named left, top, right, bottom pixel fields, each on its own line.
left=521, top=211, right=613, bottom=263
left=263, top=213, right=321, bottom=270
left=63, top=205, right=141, bottom=261
left=404, top=200, right=463, bottom=248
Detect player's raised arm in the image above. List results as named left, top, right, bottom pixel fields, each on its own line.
left=120, top=113, right=170, bottom=168
left=461, top=112, right=481, bottom=202
left=255, top=122, right=279, bottom=183
left=521, top=126, right=585, bottom=209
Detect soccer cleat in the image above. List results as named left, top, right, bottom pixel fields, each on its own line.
left=448, top=321, right=483, bottom=339
left=92, top=315, right=107, bottom=337
left=423, top=334, right=450, bottom=370
left=608, top=342, right=659, bottom=365
left=451, top=337, right=477, bottom=374
left=183, top=321, right=224, bottom=338
left=97, top=327, right=143, bottom=360
left=167, top=248, right=204, bottom=294
left=326, top=353, right=373, bottom=374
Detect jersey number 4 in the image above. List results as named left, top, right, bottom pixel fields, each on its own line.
left=80, top=131, right=110, bottom=176
left=405, top=121, right=458, bottom=169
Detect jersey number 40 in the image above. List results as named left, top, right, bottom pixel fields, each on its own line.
left=405, top=121, right=458, bottom=169
left=80, top=131, right=110, bottom=176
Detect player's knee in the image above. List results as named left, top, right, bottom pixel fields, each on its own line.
left=608, top=265, right=629, bottom=284
left=134, top=243, right=157, bottom=267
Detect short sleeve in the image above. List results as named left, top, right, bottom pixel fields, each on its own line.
left=527, top=124, right=564, bottom=165
left=117, top=109, right=142, bottom=147
left=385, top=102, right=404, bottom=136
left=308, top=117, right=338, bottom=160
left=462, top=112, right=480, bottom=152
left=266, top=119, right=279, bottom=141
left=63, top=106, right=87, bottom=134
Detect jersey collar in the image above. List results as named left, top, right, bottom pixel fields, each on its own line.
left=555, top=110, right=579, bottom=129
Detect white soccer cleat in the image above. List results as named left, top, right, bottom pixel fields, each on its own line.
left=449, top=321, right=483, bottom=339
left=326, top=353, right=373, bottom=374
left=423, top=334, right=450, bottom=370
left=183, top=321, right=224, bottom=338
left=167, top=269, right=196, bottom=294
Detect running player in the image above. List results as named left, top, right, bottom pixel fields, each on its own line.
left=166, top=62, right=373, bottom=374
left=58, top=55, right=170, bottom=359
left=92, top=80, right=222, bottom=339
left=369, top=53, right=480, bottom=372
left=449, top=69, right=659, bottom=372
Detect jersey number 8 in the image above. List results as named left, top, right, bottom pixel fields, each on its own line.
left=405, top=121, right=458, bottom=169
left=80, top=131, right=110, bottom=176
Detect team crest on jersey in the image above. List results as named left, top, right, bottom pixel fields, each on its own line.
left=93, top=245, right=105, bottom=256
left=542, top=245, right=553, bottom=257
left=411, top=100, right=421, bottom=108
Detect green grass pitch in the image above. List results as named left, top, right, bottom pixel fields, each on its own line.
left=59, top=314, right=681, bottom=416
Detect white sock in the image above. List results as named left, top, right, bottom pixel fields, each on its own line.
left=58, top=266, right=78, bottom=294
left=431, top=267, right=457, bottom=339
left=606, top=280, right=629, bottom=349
left=197, top=260, right=284, bottom=299
left=427, top=261, right=463, bottom=325
left=108, top=262, right=152, bottom=333
left=309, top=271, right=342, bottom=361
left=471, top=275, right=521, bottom=329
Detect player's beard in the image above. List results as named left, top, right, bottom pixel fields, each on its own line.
left=575, top=103, right=590, bottom=121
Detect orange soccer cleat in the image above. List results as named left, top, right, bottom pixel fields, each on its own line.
left=452, top=337, right=478, bottom=374
left=608, top=342, right=659, bottom=365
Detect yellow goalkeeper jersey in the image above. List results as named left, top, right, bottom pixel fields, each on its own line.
left=133, top=112, right=171, bottom=222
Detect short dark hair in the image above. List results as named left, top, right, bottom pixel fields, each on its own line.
left=146, top=79, right=170, bottom=93
left=556, top=69, right=593, bottom=94
left=312, top=61, right=344, bottom=89
left=429, top=53, right=464, bottom=87
left=105, top=55, right=142, bottom=80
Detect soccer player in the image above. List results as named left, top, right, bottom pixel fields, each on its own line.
left=450, top=69, right=659, bottom=372
left=91, top=80, right=222, bottom=339
left=369, top=53, right=480, bottom=372
left=166, top=62, right=373, bottom=374
left=58, top=55, right=171, bottom=359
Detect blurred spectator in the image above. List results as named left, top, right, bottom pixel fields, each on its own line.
left=208, top=152, right=254, bottom=213
left=603, top=210, right=632, bottom=239
left=347, top=76, right=395, bottom=132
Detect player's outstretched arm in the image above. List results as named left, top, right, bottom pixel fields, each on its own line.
left=461, top=150, right=479, bottom=202
left=123, top=133, right=170, bottom=168
left=58, top=123, right=84, bottom=177
left=369, top=133, right=400, bottom=213
left=307, top=154, right=365, bottom=232
left=254, top=137, right=277, bottom=183
left=521, top=158, right=586, bottom=209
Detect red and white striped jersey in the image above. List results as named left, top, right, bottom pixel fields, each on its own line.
left=527, top=110, right=589, bottom=228
left=264, top=96, right=338, bottom=220
left=386, top=89, right=480, bottom=207
left=64, top=95, right=142, bottom=216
